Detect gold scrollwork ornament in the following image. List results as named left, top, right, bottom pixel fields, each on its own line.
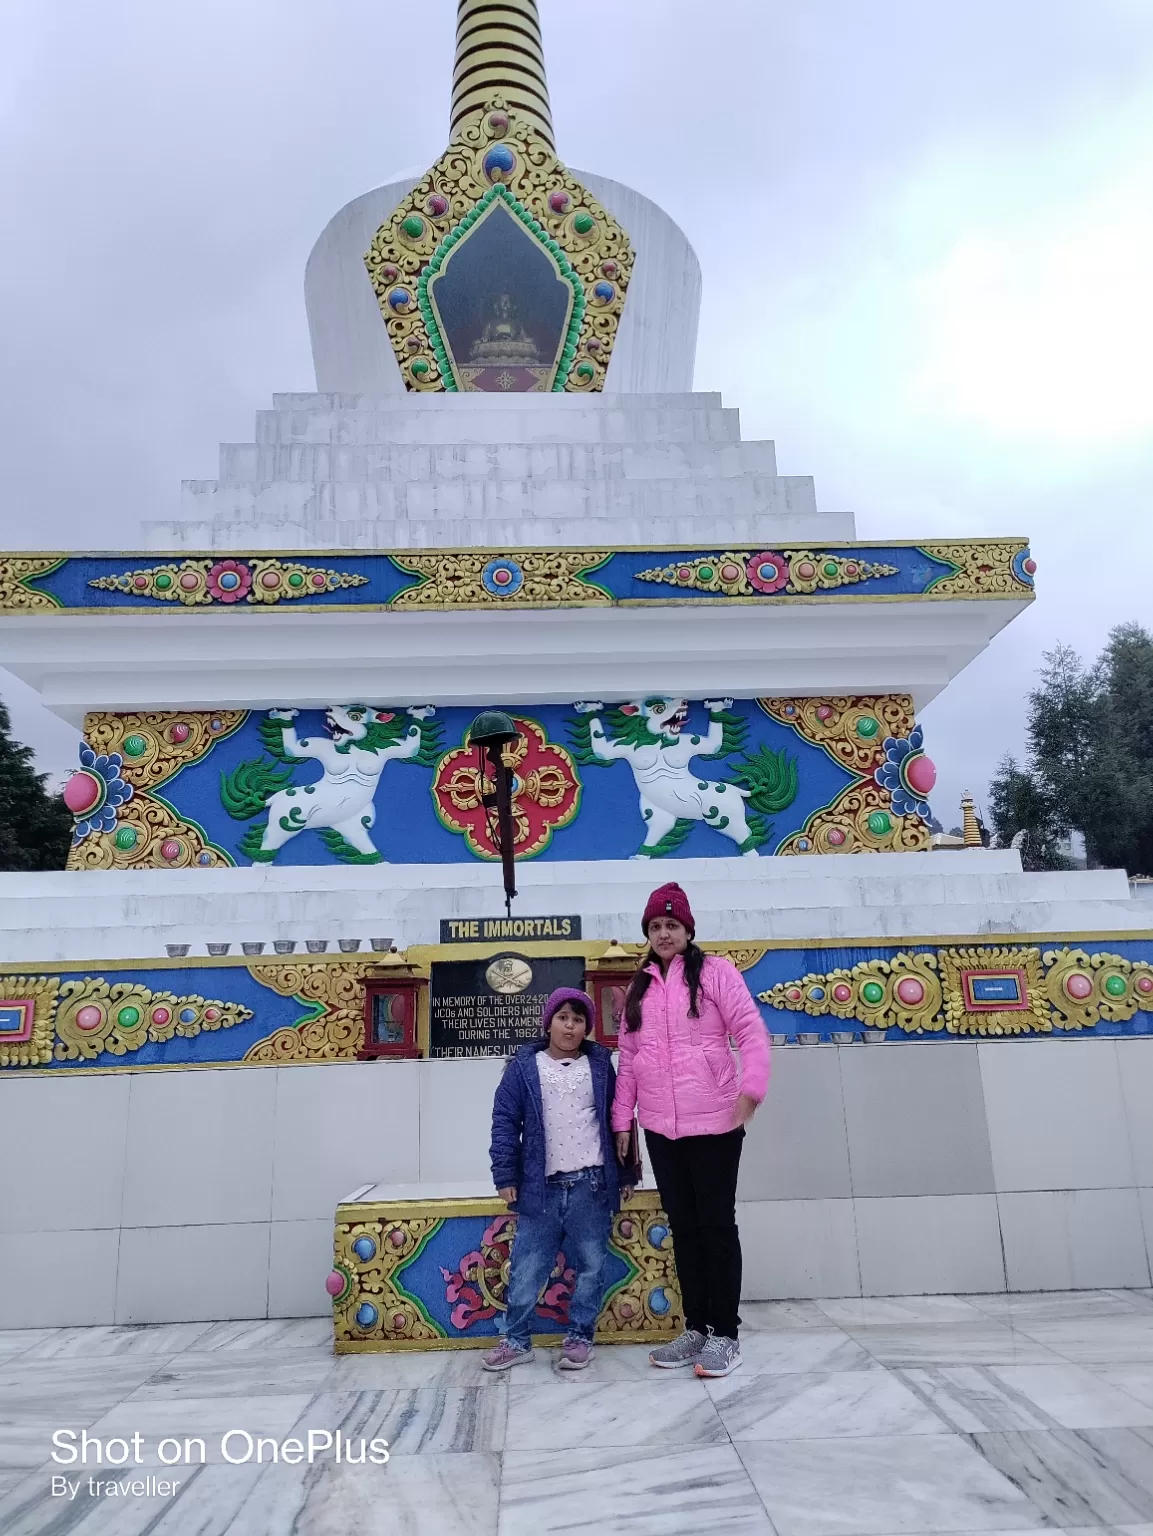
left=66, top=793, right=229, bottom=870
left=0, top=975, right=59, bottom=1066
left=1043, top=947, right=1153, bottom=1030
left=80, top=711, right=247, bottom=792
left=921, top=541, right=1032, bottom=597
left=777, top=781, right=931, bottom=855
left=760, top=952, right=944, bottom=1035
left=87, top=559, right=368, bottom=605
left=245, top=960, right=376, bottom=1063
left=937, top=946, right=1050, bottom=1036
left=759, top=696, right=917, bottom=775
left=390, top=550, right=610, bottom=609
left=0, top=557, right=63, bottom=612
left=597, top=1203, right=684, bottom=1339
left=705, top=944, right=770, bottom=974
left=332, top=1217, right=445, bottom=1345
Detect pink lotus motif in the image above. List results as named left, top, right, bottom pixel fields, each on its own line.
left=874, top=724, right=935, bottom=820
left=439, top=1217, right=577, bottom=1331
left=537, top=1257, right=576, bottom=1323
left=442, top=1265, right=491, bottom=1330
left=206, top=559, right=253, bottom=603
left=440, top=1216, right=515, bottom=1330
left=746, top=551, right=789, bottom=594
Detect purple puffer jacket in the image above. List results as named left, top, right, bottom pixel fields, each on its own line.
left=610, top=953, right=771, bottom=1139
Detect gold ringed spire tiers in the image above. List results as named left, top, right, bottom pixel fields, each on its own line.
left=451, top=0, right=555, bottom=151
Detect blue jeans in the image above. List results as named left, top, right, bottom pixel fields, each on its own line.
left=503, top=1167, right=611, bottom=1347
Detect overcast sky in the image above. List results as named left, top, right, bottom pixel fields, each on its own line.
left=4, top=1, right=1152, bottom=835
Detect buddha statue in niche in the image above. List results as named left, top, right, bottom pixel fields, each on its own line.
left=469, top=291, right=543, bottom=366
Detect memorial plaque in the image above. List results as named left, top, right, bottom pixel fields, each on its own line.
left=429, top=952, right=587, bottom=1058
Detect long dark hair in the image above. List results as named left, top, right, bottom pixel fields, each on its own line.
left=624, top=941, right=705, bottom=1030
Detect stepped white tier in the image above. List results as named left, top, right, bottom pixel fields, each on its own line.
left=1, top=385, right=1029, bottom=720
left=147, top=390, right=844, bottom=552
left=1, top=852, right=1143, bottom=964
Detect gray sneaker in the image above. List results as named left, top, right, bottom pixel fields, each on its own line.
left=694, top=1333, right=742, bottom=1378
left=649, top=1328, right=706, bottom=1369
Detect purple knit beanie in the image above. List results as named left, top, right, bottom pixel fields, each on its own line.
left=540, top=987, right=596, bottom=1035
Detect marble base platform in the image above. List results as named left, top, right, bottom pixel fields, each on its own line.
left=331, top=1184, right=681, bottom=1353
left=4, top=1292, right=1153, bottom=1534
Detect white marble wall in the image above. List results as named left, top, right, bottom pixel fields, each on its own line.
left=3, top=1037, right=1151, bottom=1329
left=736, top=1036, right=1153, bottom=1299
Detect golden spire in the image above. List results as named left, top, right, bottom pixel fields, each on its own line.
left=960, top=790, right=983, bottom=848
left=451, top=0, right=555, bottom=151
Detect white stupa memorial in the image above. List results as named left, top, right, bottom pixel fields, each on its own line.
left=1, top=1, right=1150, bottom=1335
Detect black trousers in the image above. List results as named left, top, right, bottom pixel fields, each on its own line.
left=645, top=1127, right=745, bottom=1339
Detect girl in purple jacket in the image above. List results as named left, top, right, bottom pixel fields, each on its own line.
left=612, top=882, right=770, bottom=1378
left=484, top=987, right=640, bottom=1373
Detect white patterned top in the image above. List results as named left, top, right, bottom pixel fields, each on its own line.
left=536, top=1052, right=604, bottom=1177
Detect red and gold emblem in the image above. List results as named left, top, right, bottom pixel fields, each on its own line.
left=432, top=717, right=580, bottom=858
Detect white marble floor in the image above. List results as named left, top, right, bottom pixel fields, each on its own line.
left=3, top=1293, right=1153, bottom=1534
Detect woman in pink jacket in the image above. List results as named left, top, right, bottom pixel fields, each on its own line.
left=612, top=881, right=770, bottom=1378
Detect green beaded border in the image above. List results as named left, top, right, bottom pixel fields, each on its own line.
left=416, top=183, right=586, bottom=393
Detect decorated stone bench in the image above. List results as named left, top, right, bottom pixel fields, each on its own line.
left=328, top=1182, right=682, bottom=1353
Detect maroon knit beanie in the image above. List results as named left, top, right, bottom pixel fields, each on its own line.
left=641, top=882, right=695, bottom=938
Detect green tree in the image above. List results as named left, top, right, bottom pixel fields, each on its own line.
left=986, top=752, right=1073, bottom=871
left=0, top=698, right=71, bottom=871
left=1081, top=623, right=1153, bottom=873
left=987, top=625, right=1153, bottom=875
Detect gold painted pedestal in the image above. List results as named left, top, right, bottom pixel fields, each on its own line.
left=330, top=1183, right=681, bottom=1353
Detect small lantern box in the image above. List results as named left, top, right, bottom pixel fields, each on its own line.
left=589, top=940, right=641, bottom=1048
left=361, top=951, right=426, bottom=1059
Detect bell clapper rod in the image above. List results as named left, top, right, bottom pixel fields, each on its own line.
left=469, top=709, right=521, bottom=919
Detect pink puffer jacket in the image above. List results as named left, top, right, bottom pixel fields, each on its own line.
left=610, top=953, right=771, bottom=1139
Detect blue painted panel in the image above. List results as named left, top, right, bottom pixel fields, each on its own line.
left=27, top=966, right=309, bottom=1071
left=745, top=940, right=1153, bottom=1042
left=31, top=555, right=418, bottom=609
left=156, top=699, right=861, bottom=866
left=4, top=934, right=1151, bottom=1075
left=394, top=1213, right=633, bottom=1340
left=969, top=975, right=1023, bottom=1004
left=597, top=546, right=957, bottom=601
left=18, top=543, right=1028, bottom=612
left=0, top=1004, right=31, bottom=1035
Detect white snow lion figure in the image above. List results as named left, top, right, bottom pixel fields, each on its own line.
left=221, top=705, right=441, bottom=864
left=568, top=697, right=798, bottom=858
